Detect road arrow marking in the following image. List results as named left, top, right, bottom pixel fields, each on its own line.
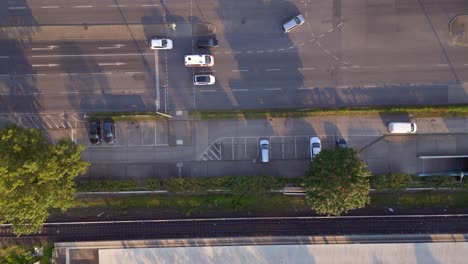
left=32, top=45, right=59, bottom=51
left=98, top=44, right=126, bottom=50
left=98, top=62, right=126, bottom=66
left=32, top=64, right=59, bottom=67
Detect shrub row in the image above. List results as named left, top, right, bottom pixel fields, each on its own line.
left=370, top=173, right=461, bottom=190
left=77, top=176, right=302, bottom=194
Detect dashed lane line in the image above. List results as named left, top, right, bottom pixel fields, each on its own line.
left=264, top=88, right=282, bottom=91
left=41, top=6, right=60, bottom=9
left=8, top=7, right=27, bottom=10
left=232, top=89, right=249, bottom=92
left=265, top=69, right=280, bottom=71
left=74, top=6, right=93, bottom=8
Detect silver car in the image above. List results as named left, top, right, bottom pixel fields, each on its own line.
left=281, top=14, right=305, bottom=33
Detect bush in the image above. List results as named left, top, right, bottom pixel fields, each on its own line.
left=145, top=178, right=162, bottom=190
left=422, top=176, right=457, bottom=188
left=77, top=180, right=136, bottom=192
left=371, top=173, right=413, bottom=190
left=76, top=176, right=303, bottom=193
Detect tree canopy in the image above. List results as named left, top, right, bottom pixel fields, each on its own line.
left=0, top=124, right=89, bottom=235
left=304, top=147, right=370, bottom=216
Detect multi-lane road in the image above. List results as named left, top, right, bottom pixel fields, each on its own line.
left=1, top=0, right=468, bottom=114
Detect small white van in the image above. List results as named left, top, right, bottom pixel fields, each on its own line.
left=259, top=139, right=270, bottom=163
left=184, top=55, right=214, bottom=67
left=388, top=122, right=417, bottom=134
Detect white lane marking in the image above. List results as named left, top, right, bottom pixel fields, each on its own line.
left=125, top=71, right=143, bottom=74
left=337, top=22, right=343, bottom=27
left=74, top=6, right=93, bottom=8
left=298, top=68, right=315, bottom=70
left=41, top=6, right=60, bottom=9
left=246, top=51, right=253, bottom=53
left=25, top=74, right=46, bottom=76
left=98, top=44, right=125, bottom=50
left=363, top=85, right=377, bottom=88
left=319, top=34, right=325, bottom=38
left=328, top=28, right=334, bottom=32
left=225, top=51, right=231, bottom=54
left=91, top=72, right=113, bottom=75
left=288, top=46, right=295, bottom=49
left=323, top=49, right=331, bottom=54
left=278, top=48, right=285, bottom=51
left=232, top=69, right=248, bottom=72
left=338, top=66, right=348, bottom=69
left=316, top=41, right=322, bottom=47
left=232, top=89, right=249, bottom=92
left=199, top=89, right=216, bottom=93
left=298, top=43, right=305, bottom=47
left=141, top=4, right=159, bottom=7
left=337, top=85, right=349, bottom=88
left=0, top=56, right=9, bottom=59
left=214, top=51, right=221, bottom=54
left=32, top=64, right=59, bottom=67
left=257, top=50, right=263, bottom=53
left=432, top=64, right=448, bottom=67
left=265, top=69, right=280, bottom=71
left=332, top=56, right=339, bottom=60
left=267, top=49, right=274, bottom=52
left=343, top=61, right=350, bottom=65
left=264, top=88, right=282, bottom=91
left=98, top=62, right=126, bottom=66
left=8, top=7, right=27, bottom=10
left=362, top=66, right=380, bottom=69
left=108, top=5, right=126, bottom=8
left=464, top=64, right=468, bottom=66
left=298, top=87, right=314, bottom=90
left=32, top=53, right=153, bottom=58
left=32, top=45, right=59, bottom=51
left=154, top=52, right=160, bottom=111
left=60, top=73, right=79, bottom=75
left=311, top=32, right=315, bottom=38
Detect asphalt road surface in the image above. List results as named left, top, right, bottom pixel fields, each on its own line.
left=1, top=0, right=468, bottom=113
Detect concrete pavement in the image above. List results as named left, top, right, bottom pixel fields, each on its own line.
left=74, top=114, right=468, bottom=180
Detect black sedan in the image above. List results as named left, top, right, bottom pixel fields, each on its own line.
left=88, top=121, right=101, bottom=145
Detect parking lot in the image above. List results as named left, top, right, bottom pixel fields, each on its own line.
left=200, top=135, right=380, bottom=161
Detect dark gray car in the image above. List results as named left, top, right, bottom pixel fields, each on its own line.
left=103, top=120, right=115, bottom=144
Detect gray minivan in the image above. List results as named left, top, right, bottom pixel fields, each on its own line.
left=281, top=14, right=305, bottom=33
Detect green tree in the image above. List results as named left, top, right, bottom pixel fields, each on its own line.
left=0, top=124, right=89, bottom=235
left=304, top=148, right=371, bottom=215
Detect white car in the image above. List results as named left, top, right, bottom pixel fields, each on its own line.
left=310, top=137, right=321, bottom=160
left=193, top=75, right=215, bottom=85
left=149, top=38, right=173, bottom=50
left=259, top=139, right=270, bottom=163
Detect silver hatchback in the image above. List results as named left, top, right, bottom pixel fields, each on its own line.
left=281, top=14, right=305, bottom=33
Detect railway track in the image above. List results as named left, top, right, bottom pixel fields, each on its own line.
left=2, top=215, right=468, bottom=241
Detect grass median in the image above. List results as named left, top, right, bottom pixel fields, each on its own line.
left=71, top=190, right=468, bottom=217
left=190, top=104, right=468, bottom=120
left=87, top=111, right=169, bottom=121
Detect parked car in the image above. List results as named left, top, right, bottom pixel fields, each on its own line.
left=88, top=121, right=101, bottom=145
left=388, top=122, right=417, bottom=134
left=336, top=138, right=347, bottom=148
left=309, top=137, right=321, bottom=159
left=149, top=38, right=173, bottom=50
left=193, top=75, right=216, bottom=85
left=103, top=120, right=115, bottom=144
left=281, top=14, right=305, bottom=33
left=259, top=139, right=270, bottom=163
left=197, top=38, right=219, bottom=48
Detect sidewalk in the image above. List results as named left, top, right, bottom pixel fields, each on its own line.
left=78, top=114, right=468, bottom=180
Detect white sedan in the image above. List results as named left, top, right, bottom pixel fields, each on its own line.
left=309, top=136, right=321, bottom=160
left=193, top=75, right=215, bottom=85
left=149, top=38, right=173, bottom=50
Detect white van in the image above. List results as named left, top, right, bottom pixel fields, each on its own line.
left=281, top=14, right=305, bottom=33
left=388, top=122, right=417, bottom=134
left=259, top=139, right=270, bottom=163
left=184, top=55, right=214, bottom=67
